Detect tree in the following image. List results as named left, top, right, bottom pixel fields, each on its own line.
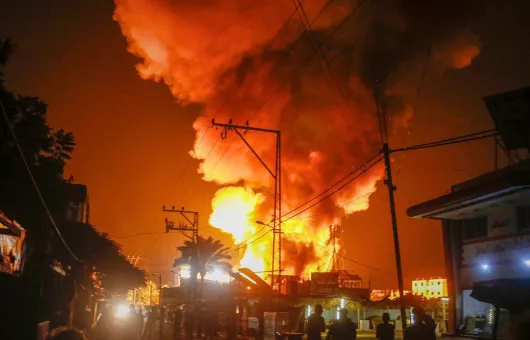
left=174, top=235, right=232, bottom=299
left=61, top=223, right=145, bottom=297
left=0, top=40, right=145, bottom=337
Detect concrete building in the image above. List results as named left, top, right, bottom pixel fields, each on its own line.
left=62, top=183, right=89, bottom=224
left=412, top=278, right=448, bottom=299
left=407, top=159, right=530, bottom=337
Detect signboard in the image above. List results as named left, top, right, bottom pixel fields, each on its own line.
left=462, top=234, right=530, bottom=265
left=310, top=272, right=339, bottom=295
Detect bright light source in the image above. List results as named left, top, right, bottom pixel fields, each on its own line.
left=441, top=297, right=450, bottom=302
left=340, top=298, right=345, bottom=308
left=524, top=259, right=530, bottom=267
left=247, top=286, right=251, bottom=290
left=480, top=263, right=490, bottom=271
left=307, top=305, right=312, bottom=318
left=115, top=304, right=129, bottom=319
left=336, top=308, right=340, bottom=320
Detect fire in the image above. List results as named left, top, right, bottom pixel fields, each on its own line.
left=114, top=0, right=482, bottom=278
left=209, top=186, right=264, bottom=243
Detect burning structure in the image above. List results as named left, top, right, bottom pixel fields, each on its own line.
left=114, top=0, right=482, bottom=279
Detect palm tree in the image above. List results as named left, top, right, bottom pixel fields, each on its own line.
left=174, top=235, right=232, bottom=300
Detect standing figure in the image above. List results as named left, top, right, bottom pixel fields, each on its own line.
left=376, top=313, right=394, bottom=340
left=159, top=306, right=166, bottom=339
left=143, top=307, right=156, bottom=339
left=307, top=304, right=326, bottom=340
left=327, top=309, right=356, bottom=340
left=226, top=312, right=238, bottom=340
left=404, top=307, right=436, bottom=340
left=184, top=306, right=195, bottom=340
left=173, top=306, right=183, bottom=340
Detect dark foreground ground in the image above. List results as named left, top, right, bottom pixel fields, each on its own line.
left=98, top=326, right=467, bottom=340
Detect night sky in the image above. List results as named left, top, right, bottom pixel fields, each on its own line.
left=2, top=0, right=530, bottom=288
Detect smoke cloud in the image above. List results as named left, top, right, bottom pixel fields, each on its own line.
left=114, top=0, right=481, bottom=274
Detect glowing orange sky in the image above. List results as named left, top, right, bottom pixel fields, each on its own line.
left=2, top=0, right=530, bottom=287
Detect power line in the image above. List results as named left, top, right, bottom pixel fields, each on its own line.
left=284, top=190, right=375, bottom=222
left=282, top=152, right=382, bottom=220
left=293, top=0, right=370, bottom=131
left=225, top=228, right=273, bottom=255
left=392, top=129, right=498, bottom=153
left=209, top=0, right=341, bottom=169
left=282, top=223, right=390, bottom=274
left=283, top=154, right=383, bottom=222
left=0, top=99, right=83, bottom=262
left=110, top=232, right=166, bottom=239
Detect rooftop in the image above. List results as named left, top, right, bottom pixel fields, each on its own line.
left=407, top=159, right=530, bottom=220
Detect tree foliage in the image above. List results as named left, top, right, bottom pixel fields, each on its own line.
left=61, top=224, right=145, bottom=296
left=0, top=38, right=144, bottom=296
left=0, top=39, right=74, bottom=232
left=174, top=235, right=232, bottom=298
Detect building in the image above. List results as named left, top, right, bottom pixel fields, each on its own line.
left=62, top=183, right=89, bottom=224
left=412, top=278, right=448, bottom=299
left=407, top=159, right=530, bottom=337
left=0, top=211, right=25, bottom=274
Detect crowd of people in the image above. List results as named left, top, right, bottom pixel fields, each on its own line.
left=47, top=302, right=443, bottom=340
left=307, top=304, right=438, bottom=340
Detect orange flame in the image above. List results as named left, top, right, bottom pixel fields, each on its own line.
left=114, top=0, right=481, bottom=279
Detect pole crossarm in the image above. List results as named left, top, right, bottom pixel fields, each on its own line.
left=162, top=206, right=199, bottom=240
left=212, top=119, right=279, bottom=179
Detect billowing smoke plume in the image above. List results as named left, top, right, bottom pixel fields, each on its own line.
left=114, top=0, right=481, bottom=276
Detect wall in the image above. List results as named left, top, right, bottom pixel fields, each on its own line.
left=458, top=204, right=530, bottom=289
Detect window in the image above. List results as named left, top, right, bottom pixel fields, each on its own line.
left=463, top=217, right=488, bottom=240
left=517, top=206, right=530, bottom=231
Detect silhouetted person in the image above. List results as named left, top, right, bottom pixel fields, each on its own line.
left=124, top=304, right=139, bottom=340
left=307, top=304, right=326, bottom=340
left=160, top=306, right=166, bottom=339
left=226, top=312, right=238, bottom=340
left=205, top=309, right=217, bottom=340
left=143, top=307, right=156, bottom=339
left=184, top=307, right=195, bottom=340
left=327, top=309, right=356, bottom=340
left=404, top=307, right=436, bottom=340
left=173, top=306, right=183, bottom=340
left=47, top=327, right=86, bottom=340
left=376, top=313, right=394, bottom=340
left=137, top=307, right=145, bottom=338
left=95, top=306, right=113, bottom=340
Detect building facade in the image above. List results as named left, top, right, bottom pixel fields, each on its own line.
left=407, top=159, right=530, bottom=337
left=412, top=278, right=448, bottom=299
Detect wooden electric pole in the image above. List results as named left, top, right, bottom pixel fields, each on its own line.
left=382, top=143, right=407, bottom=330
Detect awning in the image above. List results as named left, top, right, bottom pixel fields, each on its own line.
left=470, top=278, right=530, bottom=311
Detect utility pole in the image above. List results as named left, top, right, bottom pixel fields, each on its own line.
left=382, top=143, right=407, bottom=330
left=373, top=78, right=407, bottom=330
left=211, top=119, right=283, bottom=293
left=328, top=224, right=341, bottom=272
left=162, top=206, right=199, bottom=241
left=152, top=273, right=163, bottom=305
